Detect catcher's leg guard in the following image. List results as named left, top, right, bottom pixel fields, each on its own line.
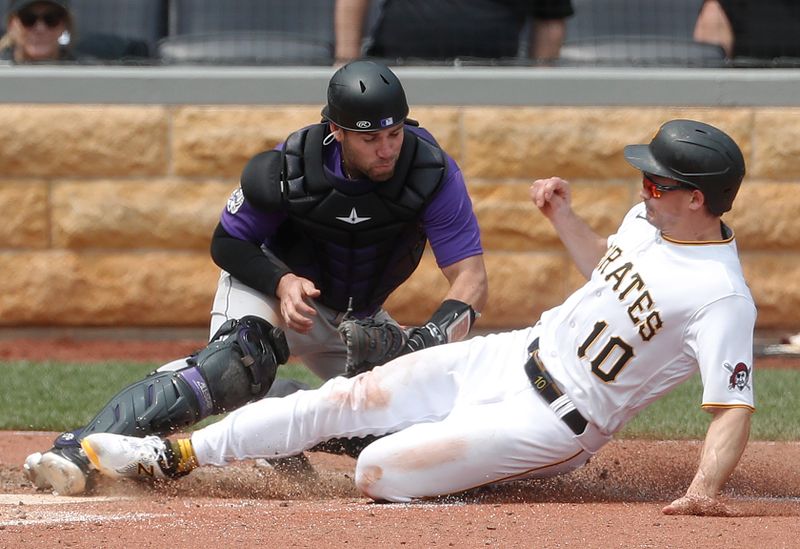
left=27, top=316, right=289, bottom=495
left=77, top=315, right=288, bottom=438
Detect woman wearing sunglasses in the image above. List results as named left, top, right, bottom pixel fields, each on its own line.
left=0, top=0, right=74, bottom=63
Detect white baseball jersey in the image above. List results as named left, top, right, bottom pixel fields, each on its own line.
left=538, top=202, right=756, bottom=434
left=190, top=202, right=756, bottom=502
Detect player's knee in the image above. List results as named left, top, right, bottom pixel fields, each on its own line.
left=354, top=447, right=411, bottom=503
left=354, top=461, right=384, bottom=500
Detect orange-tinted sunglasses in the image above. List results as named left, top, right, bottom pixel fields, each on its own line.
left=642, top=173, right=697, bottom=198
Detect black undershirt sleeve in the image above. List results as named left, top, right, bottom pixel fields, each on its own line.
left=209, top=223, right=291, bottom=297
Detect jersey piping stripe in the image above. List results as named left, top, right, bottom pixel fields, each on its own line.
left=222, top=274, right=233, bottom=319
left=701, top=403, right=755, bottom=412
left=444, top=448, right=587, bottom=494
left=661, top=230, right=735, bottom=246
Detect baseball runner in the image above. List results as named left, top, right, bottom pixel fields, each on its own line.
left=22, top=60, right=488, bottom=496
left=81, top=119, right=755, bottom=515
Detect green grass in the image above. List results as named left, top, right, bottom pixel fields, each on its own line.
left=0, top=361, right=321, bottom=432
left=620, top=371, right=800, bottom=440
left=1, top=361, right=797, bottom=440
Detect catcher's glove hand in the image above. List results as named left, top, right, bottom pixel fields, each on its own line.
left=338, top=318, right=409, bottom=377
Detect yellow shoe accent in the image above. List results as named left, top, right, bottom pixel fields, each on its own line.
left=174, top=438, right=199, bottom=474
left=81, top=439, right=100, bottom=470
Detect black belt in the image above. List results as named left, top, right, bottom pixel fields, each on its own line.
left=524, top=338, right=588, bottom=436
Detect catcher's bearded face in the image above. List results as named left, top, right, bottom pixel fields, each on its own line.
left=336, top=124, right=404, bottom=182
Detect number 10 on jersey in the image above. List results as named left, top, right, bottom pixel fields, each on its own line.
left=578, top=321, right=635, bottom=382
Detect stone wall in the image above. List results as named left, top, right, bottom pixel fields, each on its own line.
left=1, top=105, right=799, bottom=331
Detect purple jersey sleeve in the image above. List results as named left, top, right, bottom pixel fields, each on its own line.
left=219, top=195, right=286, bottom=244
left=219, top=141, right=288, bottom=244
left=421, top=155, right=483, bottom=268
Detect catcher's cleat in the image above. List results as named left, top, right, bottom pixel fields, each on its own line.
left=81, top=434, right=175, bottom=481
left=23, top=446, right=92, bottom=496
left=259, top=453, right=318, bottom=479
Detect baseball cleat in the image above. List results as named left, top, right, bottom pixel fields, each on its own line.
left=23, top=452, right=47, bottom=490
left=81, top=434, right=171, bottom=481
left=23, top=447, right=91, bottom=496
left=258, top=453, right=318, bottom=478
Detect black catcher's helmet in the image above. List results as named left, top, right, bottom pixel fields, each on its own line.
left=624, top=119, right=746, bottom=215
left=321, top=60, right=409, bottom=132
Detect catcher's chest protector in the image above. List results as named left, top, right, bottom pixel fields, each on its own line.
left=277, top=124, right=447, bottom=312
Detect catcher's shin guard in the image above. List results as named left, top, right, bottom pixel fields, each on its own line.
left=78, top=316, right=289, bottom=439
left=24, top=316, right=287, bottom=496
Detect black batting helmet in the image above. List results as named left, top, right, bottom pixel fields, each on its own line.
left=321, top=60, right=409, bottom=132
left=624, top=119, right=746, bottom=215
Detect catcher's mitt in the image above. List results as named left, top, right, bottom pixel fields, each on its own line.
left=338, top=318, right=409, bottom=377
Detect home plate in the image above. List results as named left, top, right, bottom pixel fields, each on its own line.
left=0, top=493, right=158, bottom=527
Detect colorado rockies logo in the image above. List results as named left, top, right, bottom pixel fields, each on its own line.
left=724, top=362, right=751, bottom=391
left=226, top=188, right=245, bottom=214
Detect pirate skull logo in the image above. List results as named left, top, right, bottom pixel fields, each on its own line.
left=724, top=362, right=751, bottom=391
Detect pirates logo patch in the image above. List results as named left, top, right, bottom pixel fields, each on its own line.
left=724, top=362, right=751, bottom=391
left=226, top=187, right=245, bottom=214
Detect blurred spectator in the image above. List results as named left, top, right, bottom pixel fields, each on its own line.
left=335, top=0, right=574, bottom=64
left=694, top=0, right=800, bottom=59
left=0, top=0, right=74, bottom=63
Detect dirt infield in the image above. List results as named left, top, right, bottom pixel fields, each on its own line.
left=0, top=338, right=798, bottom=548
left=2, top=434, right=799, bottom=548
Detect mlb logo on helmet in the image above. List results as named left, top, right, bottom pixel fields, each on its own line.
left=380, top=117, right=394, bottom=127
